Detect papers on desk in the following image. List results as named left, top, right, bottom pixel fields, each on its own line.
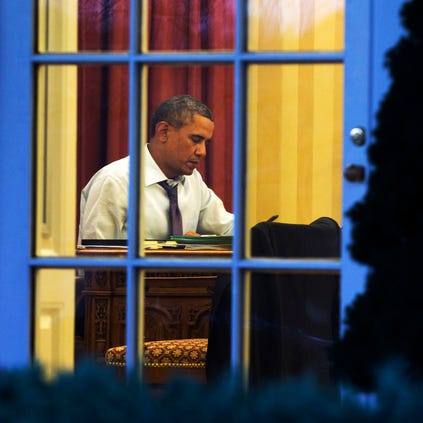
left=146, top=236, right=232, bottom=250
left=176, top=243, right=232, bottom=250
left=144, top=240, right=182, bottom=249
left=78, top=236, right=232, bottom=251
left=170, top=235, right=232, bottom=245
left=169, top=235, right=232, bottom=250
left=145, top=242, right=230, bottom=250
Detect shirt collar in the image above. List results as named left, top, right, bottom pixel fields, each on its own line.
left=144, top=144, right=185, bottom=187
left=163, top=176, right=184, bottom=187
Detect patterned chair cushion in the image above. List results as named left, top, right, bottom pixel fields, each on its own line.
left=105, top=338, right=208, bottom=369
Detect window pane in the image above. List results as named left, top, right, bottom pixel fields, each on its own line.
left=35, top=65, right=129, bottom=256
left=141, top=269, right=219, bottom=383
left=206, top=268, right=339, bottom=386
left=245, top=63, right=343, bottom=255
left=75, top=266, right=127, bottom=365
left=37, top=0, right=129, bottom=53
left=248, top=0, right=344, bottom=52
left=34, top=268, right=76, bottom=379
left=247, top=269, right=340, bottom=385
left=140, top=65, right=234, bottom=246
left=205, top=271, right=234, bottom=383
left=35, top=65, right=78, bottom=257
left=145, top=0, right=235, bottom=52
left=76, top=65, right=130, bottom=245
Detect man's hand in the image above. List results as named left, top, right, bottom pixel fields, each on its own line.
left=184, top=231, right=200, bottom=236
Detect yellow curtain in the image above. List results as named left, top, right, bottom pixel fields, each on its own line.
left=246, top=0, right=344, bottom=228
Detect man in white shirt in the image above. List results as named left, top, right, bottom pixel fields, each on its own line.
left=78, top=95, right=234, bottom=241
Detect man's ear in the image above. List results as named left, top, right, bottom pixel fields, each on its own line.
left=155, top=121, right=169, bottom=142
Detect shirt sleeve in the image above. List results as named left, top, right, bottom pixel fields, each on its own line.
left=197, top=179, right=234, bottom=236
left=78, top=174, right=128, bottom=240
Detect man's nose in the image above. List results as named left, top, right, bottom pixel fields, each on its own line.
left=195, top=141, right=207, bottom=157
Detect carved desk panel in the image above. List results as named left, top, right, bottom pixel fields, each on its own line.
left=77, top=270, right=217, bottom=362
left=75, top=248, right=230, bottom=363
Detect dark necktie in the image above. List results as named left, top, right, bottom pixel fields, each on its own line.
left=158, top=181, right=183, bottom=236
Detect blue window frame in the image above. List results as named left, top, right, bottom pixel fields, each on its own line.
left=2, top=0, right=343, bottom=371
left=0, top=0, right=406, bottom=378
left=0, top=1, right=33, bottom=367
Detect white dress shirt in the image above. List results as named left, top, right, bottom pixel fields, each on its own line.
left=78, top=145, right=234, bottom=241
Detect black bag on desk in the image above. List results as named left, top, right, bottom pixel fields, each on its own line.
left=206, top=217, right=341, bottom=386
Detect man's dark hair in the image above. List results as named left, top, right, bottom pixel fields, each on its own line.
left=151, top=95, right=214, bottom=136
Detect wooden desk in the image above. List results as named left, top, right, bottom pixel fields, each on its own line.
left=75, top=247, right=231, bottom=363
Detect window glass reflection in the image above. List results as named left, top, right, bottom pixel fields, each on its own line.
left=37, top=0, right=129, bottom=53
left=248, top=0, right=344, bottom=52
left=246, top=64, right=343, bottom=243
left=207, top=270, right=340, bottom=385
left=147, top=0, right=235, bottom=52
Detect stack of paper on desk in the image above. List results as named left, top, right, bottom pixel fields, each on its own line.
left=169, top=235, right=232, bottom=250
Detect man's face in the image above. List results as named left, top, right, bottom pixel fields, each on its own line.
left=160, top=113, right=214, bottom=178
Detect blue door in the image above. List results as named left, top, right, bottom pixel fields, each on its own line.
left=341, top=0, right=405, bottom=330
left=0, top=0, right=408, bottom=371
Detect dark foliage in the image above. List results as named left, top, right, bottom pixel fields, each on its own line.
left=1, top=362, right=423, bottom=422
left=333, top=0, right=423, bottom=391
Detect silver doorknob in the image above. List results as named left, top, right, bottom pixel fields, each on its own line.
left=350, top=127, right=366, bottom=146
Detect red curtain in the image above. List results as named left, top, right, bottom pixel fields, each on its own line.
left=77, top=0, right=234, bottom=216
left=77, top=0, right=129, bottom=195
